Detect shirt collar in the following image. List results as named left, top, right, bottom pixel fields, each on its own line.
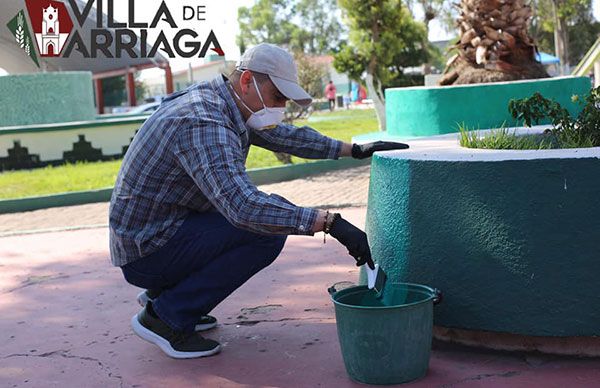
left=210, top=74, right=248, bottom=133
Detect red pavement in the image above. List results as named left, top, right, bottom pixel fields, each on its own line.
left=1, top=207, right=600, bottom=388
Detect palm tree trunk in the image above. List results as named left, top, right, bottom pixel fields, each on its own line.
left=440, top=0, right=549, bottom=85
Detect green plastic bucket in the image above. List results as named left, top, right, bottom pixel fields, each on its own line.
left=329, top=283, right=442, bottom=385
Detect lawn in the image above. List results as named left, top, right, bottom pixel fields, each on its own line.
left=0, top=109, right=378, bottom=200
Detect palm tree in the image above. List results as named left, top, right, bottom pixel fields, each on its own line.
left=439, top=0, right=548, bottom=85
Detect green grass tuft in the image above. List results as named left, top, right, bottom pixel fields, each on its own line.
left=459, top=125, right=555, bottom=150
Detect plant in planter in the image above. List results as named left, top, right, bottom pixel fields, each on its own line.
left=459, top=125, right=555, bottom=149
left=460, top=86, right=600, bottom=149
left=509, top=86, right=600, bottom=147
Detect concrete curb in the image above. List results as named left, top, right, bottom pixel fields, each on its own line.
left=434, top=326, right=600, bottom=357
left=0, top=158, right=370, bottom=214
left=0, top=189, right=113, bottom=215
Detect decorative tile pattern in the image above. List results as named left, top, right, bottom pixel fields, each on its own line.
left=63, top=135, right=104, bottom=163
left=0, top=121, right=142, bottom=172
left=0, top=141, right=41, bottom=171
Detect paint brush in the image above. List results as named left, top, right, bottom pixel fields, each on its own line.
left=366, top=263, right=388, bottom=298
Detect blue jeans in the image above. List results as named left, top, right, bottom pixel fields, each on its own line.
left=121, top=211, right=287, bottom=332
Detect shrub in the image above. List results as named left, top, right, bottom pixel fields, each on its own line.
left=460, top=86, right=600, bottom=150
left=508, top=87, right=600, bottom=148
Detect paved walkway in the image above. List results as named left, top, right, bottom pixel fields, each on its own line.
left=2, top=207, right=600, bottom=387
left=0, top=166, right=371, bottom=236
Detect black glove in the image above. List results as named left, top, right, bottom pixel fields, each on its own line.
left=352, top=141, right=410, bottom=159
left=329, top=214, right=375, bottom=270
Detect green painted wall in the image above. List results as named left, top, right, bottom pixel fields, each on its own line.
left=364, top=154, right=600, bottom=336
left=0, top=72, right=96, bottom=127
left=0, top=119, right=145, bottom=170
left=385, top=77, right=591, bottom=137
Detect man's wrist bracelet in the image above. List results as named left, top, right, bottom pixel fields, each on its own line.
left=324, top=212, right=339, bottom=234
left=351, top=143, right=361, bottom=159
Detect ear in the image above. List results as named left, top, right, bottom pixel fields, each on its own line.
left=239, top=70, right=253, bottom=95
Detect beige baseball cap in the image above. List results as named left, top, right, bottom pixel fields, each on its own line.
left=237, top=43, right=313, bottom=107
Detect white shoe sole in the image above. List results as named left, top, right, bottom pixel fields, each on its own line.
left=137, top=290, right=151, bottom=307
left=136, top=291, right=218, bottom=332
left=130, top=314, right=221, bottom=359
left=194, top=321, right=218, bottom=331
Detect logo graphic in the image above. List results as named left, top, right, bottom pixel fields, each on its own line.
left=7, top=0, right=224, bottom=65
left=25, top=0, right=74, bottom=57
left=6, top=10, right=39, bottom=66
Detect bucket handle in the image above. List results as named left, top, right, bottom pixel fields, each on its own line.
left=433, top=288, right=443, bottom=305
left=327, top=285, right=337, bottom=295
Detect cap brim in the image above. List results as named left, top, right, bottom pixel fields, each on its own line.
left=269, top=75, right=313, bottom=107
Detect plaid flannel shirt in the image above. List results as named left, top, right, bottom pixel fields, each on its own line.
left=109, top=75, right=343, bottom=266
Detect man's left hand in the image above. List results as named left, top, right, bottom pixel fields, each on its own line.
left=351, top=141, right=410, bottom=159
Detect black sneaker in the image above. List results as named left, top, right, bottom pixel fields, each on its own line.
left=131, top=303, right=221, bottom=359
left=137, top=290, right=218, bottom=331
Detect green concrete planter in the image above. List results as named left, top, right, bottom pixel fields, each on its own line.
left=364, top=127, right=600, bottom=337
left=384, top=76, right=591, bottom=138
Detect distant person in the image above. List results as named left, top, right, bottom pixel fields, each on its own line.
left=109, top=43, right=410, bottom=359
left=343, top=92, right=351, bottom=110
left=358, top=85, right=367, bottom=102
left=325, top=80, right=336, bottom=111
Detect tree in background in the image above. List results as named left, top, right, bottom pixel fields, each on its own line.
left=403, top=0, right=452, bottom=74
left=102, top=76, right=127, bottom=107
left=291, top=0, right=345, bottom=54
left=294, top=51, right=329, bottom=98
left=334, top=0, right=429, bottom=130
left=405, top=0, right=456, bottom=37
left=563, top=10, right=600, bottom=66
left=275, top=51, right=328, bottom=164
left=102, top=74, right=147, bottom=108
left=549, top=0, right=571, bottom=73
left=237, top=0, right=297, bottom=54
left=530, top=0, right=600, bottom=71
left=439, top=0, right=548, bottom=85
left=237, top=0, right=344, bottom=55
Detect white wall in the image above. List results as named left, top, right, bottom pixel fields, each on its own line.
left=173, top=61, right=237, bottom=91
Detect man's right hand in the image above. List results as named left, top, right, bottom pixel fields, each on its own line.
left=329, top=214, right=375, bottom=269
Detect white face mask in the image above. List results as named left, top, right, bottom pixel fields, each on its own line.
left=231, top=75, right=286, bottom=130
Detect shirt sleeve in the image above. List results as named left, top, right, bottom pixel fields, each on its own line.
left=174, top=121, right=318, bottom=236
left=249, top=123, right=343, bottom=160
